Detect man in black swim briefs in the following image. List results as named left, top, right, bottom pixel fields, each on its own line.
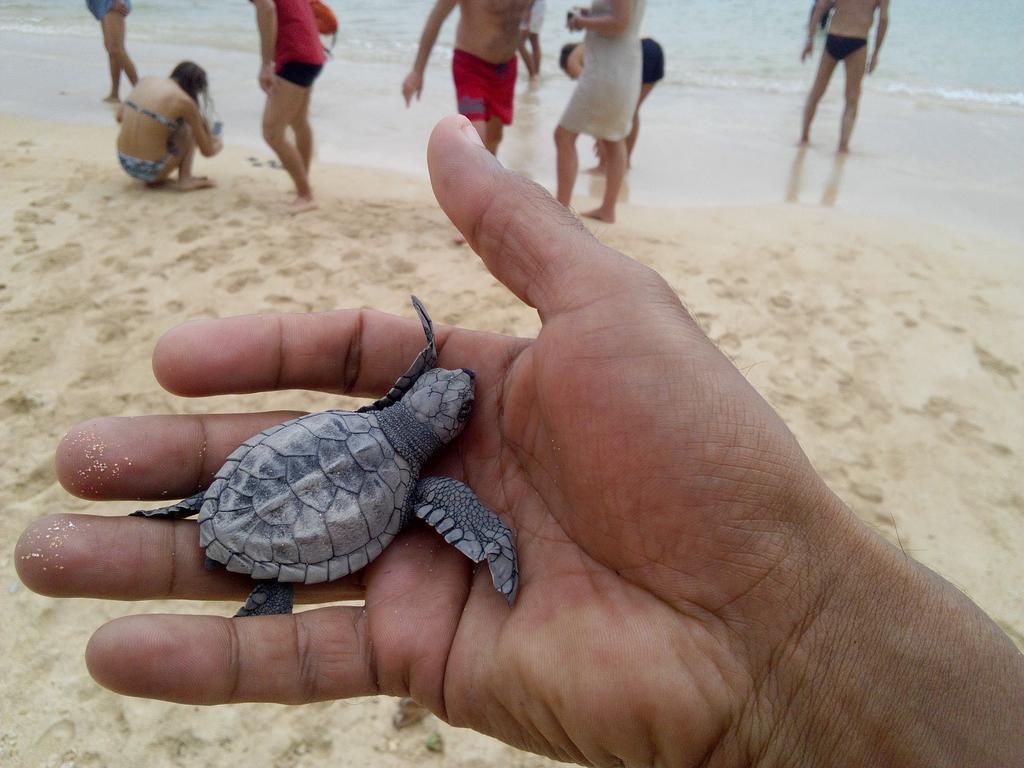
left=800, top=0, right=889, bottom=153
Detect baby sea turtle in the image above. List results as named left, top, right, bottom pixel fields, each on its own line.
left=133, top=297, right=518, bottom=616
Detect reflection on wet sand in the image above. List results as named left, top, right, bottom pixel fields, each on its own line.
left=822, top=152, right=847, bottom=207
left=586, top=166, right=631, bottom=205
left=785, top=146, right=808, bottom=203
left=784, top=146, right=847, bottom=207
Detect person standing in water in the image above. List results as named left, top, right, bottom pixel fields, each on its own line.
left=251, top=0, right=326, bottom=214
left=402, top=0, right=533, bottom=155
left=518, top=0, right=546, bottom=78
left=555, top=0, right=646, bottom=223
left=559, top=36, right=664, bottom=173
left=86, top=0, right=138, bottom=103
left=800, top=0, right=889, bottom=153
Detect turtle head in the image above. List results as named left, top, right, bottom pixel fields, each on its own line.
left=402, top=368, right=476, bottom=444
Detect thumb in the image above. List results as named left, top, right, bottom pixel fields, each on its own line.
left=426, top=114, right=650, bottom=320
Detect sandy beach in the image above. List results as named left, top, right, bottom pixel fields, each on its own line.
left=1, top=105, right=1021, bottom=766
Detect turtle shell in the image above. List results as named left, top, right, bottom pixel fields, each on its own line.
left=197, top=410, right=416, bottom=584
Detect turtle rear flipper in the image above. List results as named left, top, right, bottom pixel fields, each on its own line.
left=235, top=581, right=294, bottom=617
left=358, top=296, right=436, bottom=412
left=413, top=477, right=518, bottom=605
left=131, top=491, right=205, bottom=519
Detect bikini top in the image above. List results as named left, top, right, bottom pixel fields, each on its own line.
left=124, top=100, right=181, bottom=130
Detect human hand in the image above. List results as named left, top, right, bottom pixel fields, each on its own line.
left=868, top=51, right=880, bottom=73
left=801, top=38, right=813, bottom=62
left=17, top=116, right=1024, bottom=766
left=258, top=62, right=275, bottom=94
left=402, top=70, right=423, bottom=106
left=566, top=10, right=586, bottom=31
left=114, top=0, right=130, bottom=16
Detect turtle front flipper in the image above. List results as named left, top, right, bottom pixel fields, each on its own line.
left=413, top=477, right=518, bottom=605
left=235, top=581, right=294, bottom=617
left=358, top=296, right=436, bottom=413
left=131, top=491, right=205, bottom=519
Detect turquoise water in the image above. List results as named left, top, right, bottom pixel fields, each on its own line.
left=1, top=0, right=1022, bottom=107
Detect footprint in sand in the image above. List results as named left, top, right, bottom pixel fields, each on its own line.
left=386, top=256, right=417, bottom=275
left=715, top=332, right=742, bottom=352
left=27, top=242, right=84, bottom=275
left=706, top=277, right=737, bottom=300
left=219, top=268, right=261, bottom=294
left=850, top=481, right=884, bottom=504
left=175, top=225, right=205, bottom=244
left=175, top=246, right=218, bottom=273
left=769, top=294, right=793, bottom=310
left=973, top=343, right=1018, bottom=387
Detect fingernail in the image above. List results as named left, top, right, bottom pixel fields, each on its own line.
left=459, top=118, right=485, bottom=148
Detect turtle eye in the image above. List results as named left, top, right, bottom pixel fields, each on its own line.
left=457, top=402, right=472, bottom=422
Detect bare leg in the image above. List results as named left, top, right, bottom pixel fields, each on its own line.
left=483, top=117, right=503, bottom=155
left=529, top=33, right=541, bottom=76
left=584, top=140, right=606, bottom=175
left=175, top=126, right=214, bottom=191
left=838, top=47, right=867, bottom=153
left=626, top=82, right=655, bottom=166
left=262, top=76, right=316, bottom=213
left=100, top=11, right=137, bottom=101
left=517, top=32, right=537, bottom=78
left=145, top=126, right=213, bottom=192
left=800, top=50, right=838, bottom=144
left=292, top=86, right=314, bottom=172
left=583, top=138, right=626, bottom=223
left=554, top=125, right=579, bottom=207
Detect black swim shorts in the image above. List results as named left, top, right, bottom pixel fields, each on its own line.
left=277, top=61, right=323, bottom=88
left=641, top=38, right=664, bottom=85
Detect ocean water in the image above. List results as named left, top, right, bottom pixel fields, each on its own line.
left=1, top=0, right=1022, bottom=107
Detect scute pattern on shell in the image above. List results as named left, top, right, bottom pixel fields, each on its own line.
left=197, top=410, right=416, bottom=584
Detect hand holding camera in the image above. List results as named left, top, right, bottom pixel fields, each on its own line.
left=566, top=6, right=588, bottom=31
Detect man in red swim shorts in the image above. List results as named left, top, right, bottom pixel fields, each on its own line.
left=251, top=0, right=326, bottom=214
left=403, top=0, right=532, bottom=155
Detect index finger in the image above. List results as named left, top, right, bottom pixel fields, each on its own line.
left=153, top=306, right=523, bottom=398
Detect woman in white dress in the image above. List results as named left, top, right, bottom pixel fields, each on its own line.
left=555, top=0, right=645, bottom=222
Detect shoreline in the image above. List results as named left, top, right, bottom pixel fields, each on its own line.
left=2, top=29, right=1023, bottom=243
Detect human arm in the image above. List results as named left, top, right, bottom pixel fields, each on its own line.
left=181, top=99, right=221, bottom=157
left=16, top=115, right=1024, bottom=766
left=803, top=0, right=830, bottom=61
left=869, top=0, right=890, bottom=73
left=568, top=0, right=630, bottom=35
left=566, top=42, right=585, bottom=78
left=251, top=0, right=277, bottom=93
left=402, top=0, right=458, bottom=105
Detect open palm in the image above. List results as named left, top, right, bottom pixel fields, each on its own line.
left=18, top=116, right=854, bottom=766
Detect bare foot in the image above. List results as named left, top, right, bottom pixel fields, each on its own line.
left=582, top=207, right=615, bottom=223
left=177, top=176, right=216, bottom=192
left=103, top=95, right=121, bottom=104
left=288, top=195, right=318, bottom=215
left=584, top=164, right=607, bottom=176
